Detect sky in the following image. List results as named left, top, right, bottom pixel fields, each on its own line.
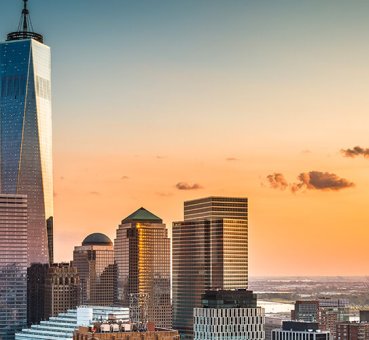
left=1, top=0, right=369, bottom=276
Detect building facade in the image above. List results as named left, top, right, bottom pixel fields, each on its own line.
left=173, top=197, right=248, bottom=338
left=0, top=194, right=28, bottom=340
left=16, top=306, right=129, bottom=340
left=73, top=233, right=116, bottom=306
left=336, top=323, right=369, bottom=340
left=193, top=290, right=264, bottom=340
left=44, top=263, right=80, bottom=318
left=292, top=299, right=351, bottom=339
left=272, top=321, right=330, bottom=340
left=27, top=263, right=80, bottom=325
left=114, top=207, right=172, bottom=329
left=0, top=1, right=54, bottom=266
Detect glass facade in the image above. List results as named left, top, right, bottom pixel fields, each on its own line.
left=0, top=38, right=53, bottom=265
left=0, top=194, right=28, bottom=340
left=73, top=234, right=116, bottom=306
left=114, top=207, right=172, bottom=329
left=173, top=197, right=248, bottom=339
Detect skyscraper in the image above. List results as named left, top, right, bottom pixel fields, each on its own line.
left=0, top=194, right=28, bottom=340
left=114, top=207, right=172, bottom=329
left=0, top=0, right=54, bottom=266
left=172, top=196, right=248, bottom=338
left=73, top=233, right=116, bottom=306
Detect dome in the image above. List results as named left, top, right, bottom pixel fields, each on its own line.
left=82, top=233, right=112, bottom=246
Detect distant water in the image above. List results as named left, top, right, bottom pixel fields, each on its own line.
left=258, top=300, right=294, bottom=315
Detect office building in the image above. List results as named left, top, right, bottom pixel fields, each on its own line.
left=27, top=263, right=80, bottom=325
left=0, top=0, right=54, bottom=266
left=44, top=263, right=79, bottom=318
left=265, top=318, right=283, bottom=340
left=15, top=306, right=129, bottom=340
left=272, top=321, right=330, bottom=340
left=193, top=290, right=264, bottom=340
left=73, top=233, right=116, bottom=306
left=336, top=322, right=369, bottom=340
left=27, top=263, right=49, bottom=325
left=173, top=196, right=248, bottom=338
left=0, top=194, right=28, bottom=340
left=292, top=299, right=351, bottom=339
left=114, top=207, right=172, bottom=328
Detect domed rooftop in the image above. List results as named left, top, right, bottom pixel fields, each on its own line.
left=82, top=233, right=112, bottom=246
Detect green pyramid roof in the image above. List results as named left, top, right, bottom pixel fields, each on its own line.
left=122, top=207, right=163, bottom=224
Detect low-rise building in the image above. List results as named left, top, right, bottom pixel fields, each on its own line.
left=272, top=321, right=330, bottom=340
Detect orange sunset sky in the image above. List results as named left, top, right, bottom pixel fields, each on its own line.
left=2, top=0, right=369, bottom=276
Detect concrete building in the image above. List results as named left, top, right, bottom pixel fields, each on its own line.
left=336, top=323, right=369, bottom=340
left=173, top=197, right=248, bottom=338
left=193, top=290, right=264, bottom=340
left=265, top=317, right=283, bottom=340
left=272, top=321, right=330, bottom=340
left=73, top=233, right=116, bottom=306
left=114, top=208, right=172, bottom=329
left=27, top=263, right=79, bottom=325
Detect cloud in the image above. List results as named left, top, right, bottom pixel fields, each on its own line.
left=121, top=176, right=129, bottom=180
left=226, top=157, right=239, bottom=161
left=156, top=155, right=167, bottom=159
left=266, top=173, right=289, bottom=190
left=301, top=149, right=311, bottom=155
left=176, top=182, right=203, bottom=190
left=341, top=146, right=369, bottom=158
left=292, top=171, right=354, bottom=192
left=266, top=171, right=354, bottom=193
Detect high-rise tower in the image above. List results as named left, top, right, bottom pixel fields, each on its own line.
left=173, top=196, right=248, bottom=339
left=115, top=207, right=172, bottom=329
left=0, top=0, right=54, bottom=265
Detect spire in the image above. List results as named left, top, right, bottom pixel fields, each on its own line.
left=6, top=0, right=44, bottom=43
left=21, top=0, right=29, bottom=32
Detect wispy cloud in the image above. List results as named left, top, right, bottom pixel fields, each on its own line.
left=341, top=146, right=369, bottom=159
left=226, top=157, right=239, bottom=161
left=89, top=191, right=101, bottom=196
left=121, top=176, right=129, bottom=180
left=266, top=171, right=354, bottom=193
left=176, top=182, right=203, bottom=190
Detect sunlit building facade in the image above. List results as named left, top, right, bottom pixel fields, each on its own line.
left=0, top=1, right=54, bottom=266
left=0, top=194, right=28, bottom=340
left=173, top=197, right=248, bottom=339
left=73, top=233, right=116, bottom=306
left=114, top=207, right=172, bottom=328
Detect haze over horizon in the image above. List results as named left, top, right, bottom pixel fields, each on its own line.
left=1, top=0, right=369, bottom=276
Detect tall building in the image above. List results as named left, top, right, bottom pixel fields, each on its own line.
left=114, top=207, right=172, bottom=329
left=27, top=263, right=80, bottom=325
left=272, top=321, right=330, bottom=340
left=172, top=196, right=248, bottom=338
left=193, top=290, right=265, bottom=340
left=27, top=263, right=48, bottom=325
left=73, top=233, right=116, bottom=306
left=0, top=194, right=28, bottom=340
left=44, top=263, right=79, bottom=318
left=0, top=0, right=54, bottom=266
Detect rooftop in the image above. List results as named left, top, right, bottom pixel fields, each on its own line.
left=121, top=207, right=162, bottom=224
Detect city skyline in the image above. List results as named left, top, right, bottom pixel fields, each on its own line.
left=1, top=0, right=369, bottom=276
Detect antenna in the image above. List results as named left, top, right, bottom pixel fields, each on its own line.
left=7, top=0, right=44, bottom=43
